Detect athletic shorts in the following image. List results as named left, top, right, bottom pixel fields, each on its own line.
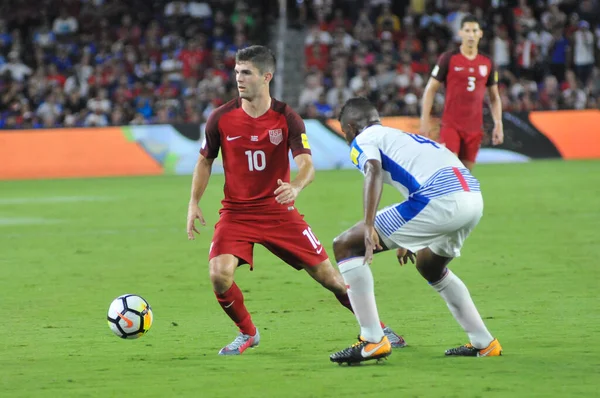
left=374, top=191, right=483, bottom=258
left=439, top=126, right=483, bottom=163
left=209, top=207, right=328, bottom=270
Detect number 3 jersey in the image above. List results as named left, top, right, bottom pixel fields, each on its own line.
left=200, top=97, right=311, bottom=214
left=431, top=49, right=497, bottom=132
left=350, top=125, right=480, bottom=201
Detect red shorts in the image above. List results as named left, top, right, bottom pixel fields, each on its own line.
left=439, top=126, right=483, bottom=163
left=209, top=208, right=328, bottom=270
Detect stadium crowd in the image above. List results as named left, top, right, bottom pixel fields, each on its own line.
left=0, top=0, right=598, bottom=129
left=0, top=0, right=274, bottom=129
left=297, top=0, right=600, bottom=119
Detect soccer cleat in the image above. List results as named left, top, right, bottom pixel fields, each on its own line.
left=383, top=326, right=407, bottom=348
left=445, top=338, right=502, bottom=357
left=218, top=329, right=260, bottom=355
left=330, top=336, right=392, bottom=365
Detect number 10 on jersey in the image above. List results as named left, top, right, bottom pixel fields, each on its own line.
left=245, top=150, right=266, bottom=171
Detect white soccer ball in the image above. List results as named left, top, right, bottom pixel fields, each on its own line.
left=107, top=294, right=153, bottom=339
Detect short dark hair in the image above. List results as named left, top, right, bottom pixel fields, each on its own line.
left=460, top=14, right=480, bottom=28
left=236, top=45, right=276, bottom=74
left=338, top=97, right=377, bottom=123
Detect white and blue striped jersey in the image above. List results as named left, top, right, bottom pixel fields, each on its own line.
left=350, top=125, right=480, bottom=201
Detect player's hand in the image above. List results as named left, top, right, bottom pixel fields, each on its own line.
left=396, top=247, right=416, bottom=266
left=274, top=179, right=300, bottom=205
left=419, top=118, right=430, bottom=138
left=492, top=124, right=504, bottom=146
left=186, top=204, right=206, bottom=240
left=364, top=225, right=382, bottom=265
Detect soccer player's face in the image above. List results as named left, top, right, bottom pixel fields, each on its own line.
left=235, top=61, right=263, bottom=100
left=459, top=22, right=482, bottom=48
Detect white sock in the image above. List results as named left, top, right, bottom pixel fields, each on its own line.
left=338, top=257, right=384, bottom=343
left=431, top=270, right=494, bottom=348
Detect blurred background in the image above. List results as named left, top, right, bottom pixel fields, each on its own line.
left=0, top=0, right=597, bottom=130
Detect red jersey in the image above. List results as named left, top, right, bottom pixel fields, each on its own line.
left=431, top=49, right=498, bottom=132
left=200, top=98, right=311, bottom=214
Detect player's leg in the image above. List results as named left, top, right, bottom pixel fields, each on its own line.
left=326, top=220, right=404, bottom=364
left=260, top=211, right=404, bottom=354
left=415, top=248, right=501, bottom=357
left=420, top=193, right=501, bottom=357
left=458, top=131, right=484, bottom=171
left=439, top=126, right=461, bottom=157
left=209, top=217, right=260, bottom=355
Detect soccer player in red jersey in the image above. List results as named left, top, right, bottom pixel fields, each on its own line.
left=186, top=45, right=404, bottom=355
left=420, top=15, right=504, bottom=171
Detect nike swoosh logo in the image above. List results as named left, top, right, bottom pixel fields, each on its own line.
left=316, top=247, right=323, bottom=254
left=361, top=341, right=386, bottom=357
left=478, top=342, right=498, bottom=357
left=224, top=301, right=235, bottom=309
left=227, top=136, right=242, bottom=141
left=116, top=312, right=134, bottom=328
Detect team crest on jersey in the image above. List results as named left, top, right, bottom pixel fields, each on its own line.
left=269, top=129, right=283, bottom=145
left=479, top=65, right=488, bottom=77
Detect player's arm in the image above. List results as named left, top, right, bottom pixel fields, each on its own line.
left=363, top=159, right=383, bottom=228
left=349, top=138, right=384, bottom=263
left=486, top=67, right=504, bottom=145
left=275, top=154, right=315, bottom=204
left=291, top=153, right=315, bottom=190
left=187, top=155, right=213, bottom=239
left=276, top=106, right=314, bottom=204
left=362, top=159, right=384, bottom=264
left=187, top=113, right=220, bottom=239
left=420, top=52, right=449, bottom=137
left=420, top=77, right=441, bottom=137
left=189, top=155, right=214, bottom=206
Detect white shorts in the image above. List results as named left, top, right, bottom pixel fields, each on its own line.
left=374, top=191, right=483, bottom=258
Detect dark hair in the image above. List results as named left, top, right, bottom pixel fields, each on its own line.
left=338, top=97, right=377, bottom=122
left=460, top=14, right=480, bottom=28
left=235, top=45, right=276, bottom=74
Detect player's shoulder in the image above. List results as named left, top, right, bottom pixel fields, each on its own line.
left=208, top=98, right=240, bottom=123
left=476, top=51, right=494, bottom=64
left=271, top=98, right=300, bottom=119
left=439, top=49, right=461, bottom=63
left=356, top=124, right=385, bottom=144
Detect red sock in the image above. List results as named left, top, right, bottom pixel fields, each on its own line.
left=336, top=293, right=386, bottom=329
left=215, top=282, right=256, bottom=336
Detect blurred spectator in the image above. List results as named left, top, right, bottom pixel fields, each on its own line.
left=376, top=4, right=401, bottom=35
left=0, top=0, right=272, bottom=129
left=52, top=9, right=79, bottom=36
left=573, top=21, right=595, bottom=85
left=299, top=0, right=600, bottom=119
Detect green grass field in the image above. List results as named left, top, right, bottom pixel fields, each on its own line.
left=1, top=160, right=599, bottom=397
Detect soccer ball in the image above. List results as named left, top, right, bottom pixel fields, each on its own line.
left=107, top=294, right=153, bottom=339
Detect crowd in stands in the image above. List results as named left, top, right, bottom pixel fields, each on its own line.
left=0, top=0, right=274, bottom=129
left=296, top=0, right=600, bottom=120
left=1, top=0, right=599, bottom=129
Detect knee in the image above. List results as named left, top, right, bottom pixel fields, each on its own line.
left=209, top=258, right=235, bottom=292
left=416, top=262, right=447, bottom=284
left=333, top=232, right=355, bottom=261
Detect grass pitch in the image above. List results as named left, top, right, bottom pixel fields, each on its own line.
left=1, top=160, right=599, bottom=397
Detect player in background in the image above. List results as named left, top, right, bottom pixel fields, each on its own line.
left=186, top=46, right=404, bottom=355
left=329, top=98, right=502, bottom=365
left=420, top=14, right=504, bottom=171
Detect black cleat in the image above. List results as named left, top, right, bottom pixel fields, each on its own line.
left=445, top=339, right=502, bottom=357
left=330, top=336, right=392, bottom=365
left=445, top=343, right=479, bottom=356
